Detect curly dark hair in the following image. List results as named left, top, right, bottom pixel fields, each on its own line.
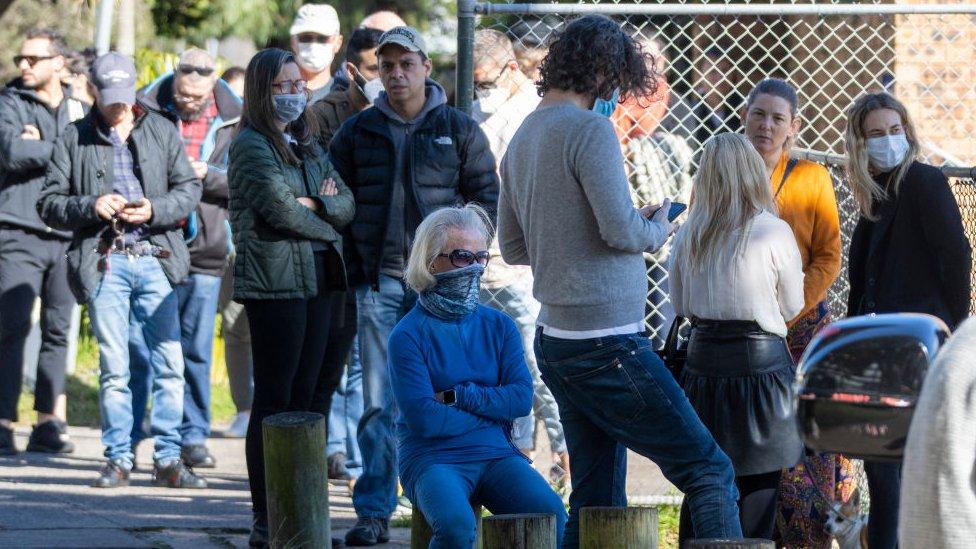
left=536, top=15, right=657, bottom=103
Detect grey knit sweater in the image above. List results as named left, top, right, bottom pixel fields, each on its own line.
left=497, top=103, right=671, bottom=332
left=900, top=315, right=976, bottom=548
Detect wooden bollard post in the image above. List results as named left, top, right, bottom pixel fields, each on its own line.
left=688, top=540, right=775, bottom=548
left=482, top=513, right=556, bottom=549
left=580, top=506, right=659, bottom=549
left=411, top=502, right=484, bottom=549
left=262, top=411, right=330, bottom=549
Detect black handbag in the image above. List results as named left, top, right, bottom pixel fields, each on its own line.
left=656, top=316, right=689, bottom=378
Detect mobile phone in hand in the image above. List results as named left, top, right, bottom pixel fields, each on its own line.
left=124, top=201, right=142, bottom=209
left=654, top=202, right=687, bottom=222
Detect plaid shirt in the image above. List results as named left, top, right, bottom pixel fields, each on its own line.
left=107, top=126, right=146, bottom=245
left=176, top=98, right=218, bottom=161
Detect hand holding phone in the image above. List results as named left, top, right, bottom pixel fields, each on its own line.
left=649, top=201, right=687, bottom=222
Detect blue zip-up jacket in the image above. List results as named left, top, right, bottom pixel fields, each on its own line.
left=389, top=303, right=533, bottom=493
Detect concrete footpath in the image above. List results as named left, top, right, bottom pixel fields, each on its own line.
left=0, top=425, right=675, bottom=548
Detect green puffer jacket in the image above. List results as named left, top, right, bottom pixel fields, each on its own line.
left=228, top=126, right=355, bottom=300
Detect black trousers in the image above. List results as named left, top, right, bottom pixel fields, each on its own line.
left=679, top=470, right=782, bottom=543
left=865, top=460, right=901, bottom=549
left=0, top=227, right=74, bottom=421
left=309, top=289, right=357, bottom=415
left=243, top=251, right=345, bottom=521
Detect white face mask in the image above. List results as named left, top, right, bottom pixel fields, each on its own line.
left=474, top=87, right=509, bottom=118
left=296, top=42, right=334, bottom=73
left=865, top=133, right=910, bottom=172
left=362, top=79, right=385, bottom=104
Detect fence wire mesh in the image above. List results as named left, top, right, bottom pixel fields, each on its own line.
left=468, top=1, right=976, bottom=346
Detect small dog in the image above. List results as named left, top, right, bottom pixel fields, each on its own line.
left=827, top=489, right=869, bottom=549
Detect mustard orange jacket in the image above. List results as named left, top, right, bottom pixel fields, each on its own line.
left=770, top=151, right=842, bottom=320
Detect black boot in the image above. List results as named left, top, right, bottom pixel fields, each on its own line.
left=26, top=420, right=75, bottom=454
left=0, top=425, right=17, bottom=456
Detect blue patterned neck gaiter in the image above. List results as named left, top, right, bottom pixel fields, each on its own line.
left=419, top=264, right=484, bottom=320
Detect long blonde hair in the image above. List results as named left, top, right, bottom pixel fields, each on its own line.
left=673, top=133, right=777, bottom=273
left=843, top=92, right=920, bottom=220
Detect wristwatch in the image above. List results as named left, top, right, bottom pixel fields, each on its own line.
left=437, top=389, right=457, bottom=406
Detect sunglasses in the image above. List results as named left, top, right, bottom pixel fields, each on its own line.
left=177, top=65, right=215, bottom=77
left=438, top=249, right=491, bottom=268
left=13, top=55, right=55, bottom=68
left=296, top=34, right=330, bottom=44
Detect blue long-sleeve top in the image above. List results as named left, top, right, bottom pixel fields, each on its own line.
left=388, top=303, right=533, bottom=492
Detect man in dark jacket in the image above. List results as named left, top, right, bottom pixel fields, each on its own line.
left=310, top=24, right=383, bottom=485
left=0, top=28, right=88, bottom=456
left=37, top=52, right=205, bottom=490
left=329, top=26, right=499, bottom=546
left=130, top=48, right=243, bottom=469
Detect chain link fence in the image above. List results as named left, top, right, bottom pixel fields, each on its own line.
left=462, top=0, right=976, bottom=345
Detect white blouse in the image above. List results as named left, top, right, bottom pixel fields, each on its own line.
left=668, top=210, right=805, bottom=337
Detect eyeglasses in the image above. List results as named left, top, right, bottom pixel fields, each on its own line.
left=438, top=249, right=491, bottom=268
left=296, top=34, right=330, bottom=44
left=272, top=79, right=308, bottom=94
left=474, top=65, right=508, bottom=92
left=177, top=65, right=215, bottom=77
left=13, top=55, right=55, bottom=68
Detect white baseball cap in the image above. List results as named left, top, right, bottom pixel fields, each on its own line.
left=290, top=4, right=341, bottom=37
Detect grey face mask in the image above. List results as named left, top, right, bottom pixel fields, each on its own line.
left=272, top=92, right=307, bottom=124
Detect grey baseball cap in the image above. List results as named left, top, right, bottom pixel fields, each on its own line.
left=91, top=52, right=137, bottom=106
left=377, top=26, right=428, bottom=58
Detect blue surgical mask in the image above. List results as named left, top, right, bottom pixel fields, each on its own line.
left=272, top=93, right=307, bottom=124
left=865, top=133, right=910, bottom=172
left=419, top=263, right=484, bottom=320
left=592, top=87, right=620, bottom=118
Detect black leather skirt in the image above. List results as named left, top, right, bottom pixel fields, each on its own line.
left=679, top=319, right=803, bottom=476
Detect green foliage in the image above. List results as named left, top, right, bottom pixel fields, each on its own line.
left=134, top=47, right=179, bottom=88
left=151, top=0, right=218, bottom=40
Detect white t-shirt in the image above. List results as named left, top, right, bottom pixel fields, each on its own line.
left=667, top=210, right=805, bottom=337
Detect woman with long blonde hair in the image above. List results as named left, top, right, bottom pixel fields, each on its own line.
left=670, top=132, right=806, bottom=542
left=843, top=92, right=971, bottom=549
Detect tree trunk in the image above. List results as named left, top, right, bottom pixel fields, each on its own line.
left=262, top=412, right=330, bottom=549
left=580, top=507, right=659, bottom=549
left=482, top=513, right=557, bottom=549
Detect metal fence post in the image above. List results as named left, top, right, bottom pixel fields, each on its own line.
left=456, top=0, right=477, bottom=115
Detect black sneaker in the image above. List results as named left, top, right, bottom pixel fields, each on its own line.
left=328, top=452, right=351, bottom=480
left=181, top=444, right=217, bottom=468
left=344, top=517, right=390, bottom=546
left=0, top=425, right=17, bottom=456
left=26, top=420, right=75, bottom=454
left=152, top=459, right=208, bottom=489
left=92, top=460, right=130, bottom=488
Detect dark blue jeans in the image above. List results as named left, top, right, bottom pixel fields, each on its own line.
left=535, top=330, right=741, bottom=549
left=865, top=460, right=901, bottom=549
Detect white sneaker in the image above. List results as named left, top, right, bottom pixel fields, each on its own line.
left=224, top=411, right=250, bottom=438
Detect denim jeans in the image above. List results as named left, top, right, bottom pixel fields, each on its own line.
left=411, top=456, right=568, bottom=549
left=482, top=281, right=566, bottom=454
left=88, top=256, right=184, bottom=468
left=352, top=274, right=415, bottom=519
left=130, top=273, right=222, bottom=446
left=327, top=337, right=364, bottom=478
left=535, top=330, right=741, bottom=549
